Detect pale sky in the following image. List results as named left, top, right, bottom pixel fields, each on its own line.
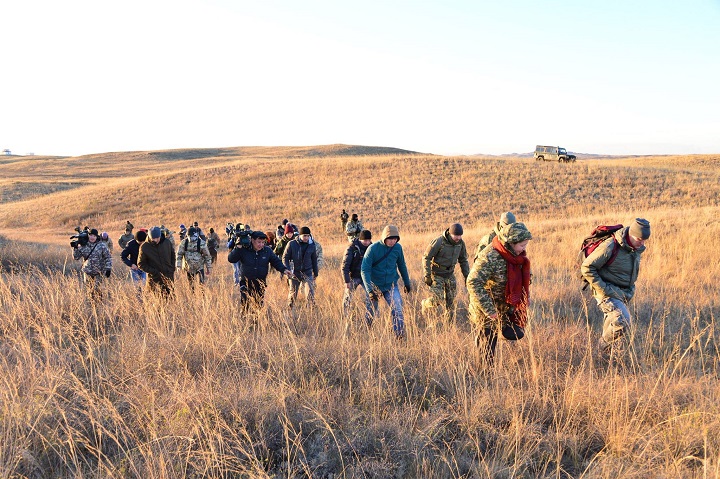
left=2, top=0, right=719, bottom=157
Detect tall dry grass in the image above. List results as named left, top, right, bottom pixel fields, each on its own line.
left=1, top=150, right=719, bottom=477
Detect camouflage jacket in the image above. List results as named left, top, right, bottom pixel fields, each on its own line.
left=102, top=238, right=113, bottom=254
left=176, top=237, right=212, bottom=274
left=118, top=232, right=134, bottom=250
left=274, top=235, right=293, bottom=257
left=423, top=230, right=470, bottom=279
left=580, top=226, right=645, bottom=302
left=473, top=223, right=502, bottom=261
left=312, top=239, right=324, bottom=269
left=73, top=240, right=112, bottom=277
left=467, top=247, right=511, bottom=320
left=345, top=220, right=363, bottom=238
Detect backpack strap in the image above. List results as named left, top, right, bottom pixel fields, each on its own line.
left=372, top=244, right=396, bottom=268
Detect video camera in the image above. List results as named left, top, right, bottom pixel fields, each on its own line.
left=226, top=222, right=253, bottom=249
left=70, top=226, right=89, bottom=248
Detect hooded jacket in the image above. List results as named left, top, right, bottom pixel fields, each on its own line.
left=423, top=229, right=470, bottom=279
left=581, top=226, right=645, bottom=302
left=361, top=225, right=411, bottom=293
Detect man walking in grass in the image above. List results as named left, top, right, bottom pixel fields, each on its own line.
left=361, top=225, right=412, bottom=340
left=421, top=223, right=470, bottom=325
left=581, top=218, right=651, bottom=359
left=283, top=226, right=319, bottom=308
left=138, top=226, right=176, bottom=297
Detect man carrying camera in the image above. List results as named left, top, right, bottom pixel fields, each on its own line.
left=283, top=226, right=319, bottom=308
left=228, top=231, right=294, bottom=312
left=72, top=228, right=113, bottom=297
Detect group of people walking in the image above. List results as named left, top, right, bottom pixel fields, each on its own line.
left=71, top=211, right=651, bottom=363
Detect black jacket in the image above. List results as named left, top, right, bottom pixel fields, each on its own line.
left=138, top=237, right=176, bottom=283
left=228, top=245, right=286, bottom=281
left=283, top=239, right=318, bottom=278
left=120, top=239, right=141, bottom=267
left=341, top=239, right=369, bottom=282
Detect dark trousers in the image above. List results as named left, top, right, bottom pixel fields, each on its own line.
left=240, top=277, right=267, bottom=313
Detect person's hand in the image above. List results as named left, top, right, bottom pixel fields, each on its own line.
left=205, top=269, right=211, bottom=276
left=104, top=269, right=112, bottom=278
left=424, top=276, right=433, bottom=287
left=283, top=269, right=293, bottom=278
left=345, top=282, right=352, bottom=290
left=368, top=291, right=379, bottom=302
left=131, top=264, right=138, bottom=270
left=404, top=284, right=413, bottom=294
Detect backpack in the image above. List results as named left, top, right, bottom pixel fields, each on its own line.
left=578, top=224, right=623, bottom=289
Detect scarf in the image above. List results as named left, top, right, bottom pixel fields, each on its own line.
left=491, top=235, right=531, bottom=327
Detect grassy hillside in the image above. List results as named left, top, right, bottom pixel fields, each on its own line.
left=0, top=147, right=719, bottom=477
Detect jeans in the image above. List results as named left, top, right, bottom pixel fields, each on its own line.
left=368, top=284, right=405, bottom=337
left=130, top=268, right=147, bottom=284
left=342, top=277, right=372, bottom=325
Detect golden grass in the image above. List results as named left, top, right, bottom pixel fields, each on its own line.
left=0, top=147, right=719, bottom=477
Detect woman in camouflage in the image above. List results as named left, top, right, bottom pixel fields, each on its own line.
left=467, top=222, right=532, bottom=365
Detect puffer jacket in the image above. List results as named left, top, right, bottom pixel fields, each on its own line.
left=342, top=239, right=369, bottom=282
left=361, top=225, right=411, bottom=293
left=283, top=239, right=318, bottom=279
left=176, top=236, right=212, bottom=274
left=423, top=229, right=470, bottom=279
left=581, top=226, right=645, bottom=302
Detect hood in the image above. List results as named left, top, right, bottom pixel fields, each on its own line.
left=381, top=225, right=400, bottom=242
left=443, top=229, right=462, bottom=245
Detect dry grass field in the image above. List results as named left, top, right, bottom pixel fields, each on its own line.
left=1, top=146, right=719, bottom=478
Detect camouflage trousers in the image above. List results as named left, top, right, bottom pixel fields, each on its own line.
left=421, top=275, right=457, bottom=322
left=597, top=297, right=631, bottom=344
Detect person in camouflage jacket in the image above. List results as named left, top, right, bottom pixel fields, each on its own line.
left=72, top=228, right=113, bottom=296
left=473, top=212, right=516, bottom=261
left=467, top=222, right=532, bottom=364
left=581, top=218, right=650, bottom=356
left=421, top=223, right=470, bottom=324
left=345, top=214, right=364, bottom=243
left=176, top=226, right=212, bottom=287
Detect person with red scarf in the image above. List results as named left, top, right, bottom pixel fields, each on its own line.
left=467, top=222, right=532, bottom=365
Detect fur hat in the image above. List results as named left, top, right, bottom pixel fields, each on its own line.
left=500, top=222, right=532, bottom=244
left=359, top=230, right=372, bottom=240
left=299, top=226, right=311, bottom=235
left=381, top=225, right=400, bottom=242
left=449, top=223, right=463, bottom=236
left=629, top=218, right=651, bottom=240
left=89, top=228, right=99, bottom=236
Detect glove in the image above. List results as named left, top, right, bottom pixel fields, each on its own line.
left=404, top=284, right=412, bottom=294
left=368, top=291, right=379, bottom=302
left=104, top=269, right=111, bottom=278
left=424, top=276, right=433, bottom=286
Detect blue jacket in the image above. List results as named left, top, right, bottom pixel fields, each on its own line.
left=283, top=239, right=318, bottom=279
left=361, top=241, right=410, bottom=293
left=228, top=245, right=286, bottom=281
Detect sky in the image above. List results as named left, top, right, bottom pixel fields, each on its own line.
left=2, top=0, right=720, bottom=157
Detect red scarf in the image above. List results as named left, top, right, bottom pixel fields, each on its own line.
left=492, top=235, right=531, bottom=327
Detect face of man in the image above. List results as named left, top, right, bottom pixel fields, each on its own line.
left=384, top=237, right=398, bottom=247
left=299, top=234, right=310, bottom=243
left=285, top=232, right=294, bottom=239
left=628, top=235, right=647, bottom=249
left=151, top=236, right=161, bottom=244
left=88, top=233, right=97, bottom=243
left=511, top=240, right=530, bottom=255
left=360, top=239, right=372, bottom=247
left=252, top=237, right=266, bottom=251
left=450, top=234, right=463, bottom=243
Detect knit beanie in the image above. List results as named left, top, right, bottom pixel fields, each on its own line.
left=500, top=222, right=532, bottom=244
left=299, top=226, right=311, bottom=235
left=150, top=227, right=162, bottom=239
left=359, top=230, right=372, bottom=240
left=449, top=223, right=464, bottom=235
left=500, top=212, right=516, bottom=227
left=285, top=224, right=295, bottom=234
left=629, top=218, right=651, bottom=240
left=89, top=228, right=99, bottom=236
